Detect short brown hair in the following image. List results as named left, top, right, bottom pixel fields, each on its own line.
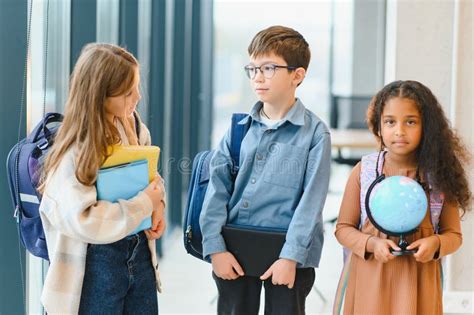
left=248, top=25, right=311, bottom=71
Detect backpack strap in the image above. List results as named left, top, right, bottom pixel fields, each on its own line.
left=428, top=180, right=444, bottom=232
left=29, top=112, right=63, bottom=147
left=359, top=152, right=383, bottom=227
left=133, top=111, right=141, bottom=139
left=230, top=113, right=250, bottom=177
left=333, top=254, right=352, bottom=315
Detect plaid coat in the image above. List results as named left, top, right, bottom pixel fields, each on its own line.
left=39, top=118, right=162, bottom=314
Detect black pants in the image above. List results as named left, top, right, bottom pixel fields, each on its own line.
left=212, top=268, right=315, bottom=315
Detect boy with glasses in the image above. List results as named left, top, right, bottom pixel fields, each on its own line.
left=200, top=25, right=331, bottom=314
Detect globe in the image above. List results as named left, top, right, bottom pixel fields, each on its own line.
left=368, top=175, right=428, bottom=234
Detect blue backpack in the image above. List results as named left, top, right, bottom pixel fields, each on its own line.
left=5, top=112, right=145, bottom=261
left=6, top=112, right=144, bottom=261
left=6, top=112, right=64, bottom=261
left=183, top=113, right=250, bottom=261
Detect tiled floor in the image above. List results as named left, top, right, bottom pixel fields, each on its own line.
left=158, top=163, right=352, bottom=314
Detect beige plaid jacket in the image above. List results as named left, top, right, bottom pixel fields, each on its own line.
left=39, top=119, right=162, bottom=314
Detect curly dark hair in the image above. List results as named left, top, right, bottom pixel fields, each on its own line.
left=367, top=80, right=472, bottom=214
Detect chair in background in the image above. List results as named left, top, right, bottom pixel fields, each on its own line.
left=329, top=94, right=373, bottom=166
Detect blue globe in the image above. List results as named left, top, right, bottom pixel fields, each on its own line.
left=368, top=176, right=427, bottom=234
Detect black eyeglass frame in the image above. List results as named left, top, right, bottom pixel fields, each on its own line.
left=243, top=63, right=298, bottom=79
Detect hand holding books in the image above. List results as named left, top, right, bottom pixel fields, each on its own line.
left=96, top=145, right=165, bottom=236
left=145, top=199, right=166, bottom=240
left=260, top=258, right=297, bottom=289
left=210, top=251, right=245, bottom=280
left=144, top=174, right=165, bottom=209
left=144, top=174, right=167, bottom=240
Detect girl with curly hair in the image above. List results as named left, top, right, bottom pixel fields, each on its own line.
left=334, top=80, right=471, bottom=315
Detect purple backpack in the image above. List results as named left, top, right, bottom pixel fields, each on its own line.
left=6, top=113, right=63, bottom=260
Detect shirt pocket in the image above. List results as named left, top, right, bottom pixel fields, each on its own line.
left=263, top=142, right=306, bottom=189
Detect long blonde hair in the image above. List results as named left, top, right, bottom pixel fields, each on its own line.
left=40, top=43, right=139, bottom=190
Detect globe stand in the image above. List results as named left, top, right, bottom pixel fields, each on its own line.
left=389, top=234, right=417, bottom=256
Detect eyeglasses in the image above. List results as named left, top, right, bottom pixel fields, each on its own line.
left=244, top=63, right=297, bottom=79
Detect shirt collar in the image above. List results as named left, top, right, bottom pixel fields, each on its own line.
left=237, top=98, right=306, bottom=126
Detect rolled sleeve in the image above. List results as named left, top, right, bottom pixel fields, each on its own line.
left=280, top=243, right=311, bottom=264
left=202, top=235, right=228, bottom=259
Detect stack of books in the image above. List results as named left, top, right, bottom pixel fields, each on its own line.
left=96, top=145, right=160, bottom=235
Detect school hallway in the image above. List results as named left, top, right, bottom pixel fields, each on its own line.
left=157, top=163, right=351, bottom=315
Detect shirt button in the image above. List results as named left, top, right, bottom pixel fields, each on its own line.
left=251, top=178, right=256, bottom=184
left=242, top=201, right=249, bottom=208
left=269, top=143, right=279, bottom=154
left=256, top=154, right=262, bottom=160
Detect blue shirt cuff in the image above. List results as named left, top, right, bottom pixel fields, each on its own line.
left=202, top=235, right=227, bottom=260
left=279, top=242, right=309, bottom=266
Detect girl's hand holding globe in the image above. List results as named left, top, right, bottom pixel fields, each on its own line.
left=366, top=175, right=429, bottom=257
left=367, top=237, right=400, bottom=263
left=406, top=236, right=440, bottom=263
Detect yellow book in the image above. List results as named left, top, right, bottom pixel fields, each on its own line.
left=101, top=145, right=160, bottom=182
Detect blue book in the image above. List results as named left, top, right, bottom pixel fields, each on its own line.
left=96, top=159, right=152, bottom=235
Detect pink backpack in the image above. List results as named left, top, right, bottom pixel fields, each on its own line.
left=333, top=152, right=445, bottom=315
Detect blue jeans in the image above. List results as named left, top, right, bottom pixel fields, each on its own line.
left=79, top=231, right=158, bottom=314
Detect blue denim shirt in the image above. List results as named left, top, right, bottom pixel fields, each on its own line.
left=199, top=99, right=331, bottom=268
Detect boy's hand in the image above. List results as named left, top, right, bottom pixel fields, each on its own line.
left=211, top=252, right=244, bottom=280
left=145, top=200, right=166, bottom=240
left=407, top=236, right=440, bottom=263
left=368, top=237, right=400, bottom=263
left=260, top=258, right=297, bottom=289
